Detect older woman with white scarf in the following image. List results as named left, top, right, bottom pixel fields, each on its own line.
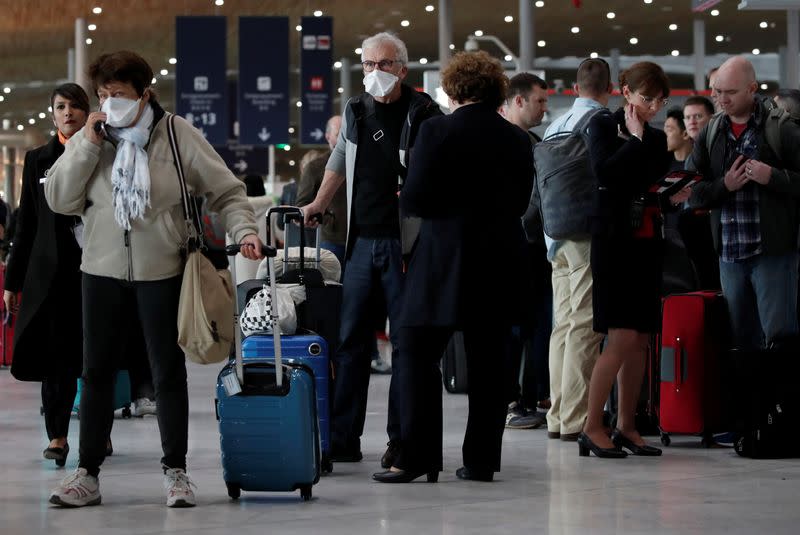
left=44, top=51, right=264, bottom=509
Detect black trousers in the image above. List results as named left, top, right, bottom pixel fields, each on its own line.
left=79, top=274, right=187, bottom=476
left=41, top=376, right=78, bottom=441
left=395, top=323, right=508, bottom=473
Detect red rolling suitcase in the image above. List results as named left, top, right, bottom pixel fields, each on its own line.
left=658, top=291, right=730, bottom=446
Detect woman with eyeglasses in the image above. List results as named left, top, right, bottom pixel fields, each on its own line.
left=578, top=62, right=673, bottom=458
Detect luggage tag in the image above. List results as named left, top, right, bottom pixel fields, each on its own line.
left=221, top=366, right=242, bottom=397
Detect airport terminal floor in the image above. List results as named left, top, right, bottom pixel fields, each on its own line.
left=1, top=363, right=799, bottom=535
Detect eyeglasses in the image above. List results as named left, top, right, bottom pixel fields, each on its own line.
left=361, top=59, right=401, bottom=72
left=636, top=92, right=669, bottom=108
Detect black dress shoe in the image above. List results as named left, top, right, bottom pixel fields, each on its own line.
left=611, top=429, right=663, bottom=456
left=381, top=441, right=400, bottom=469
left=455, top=466, right=494, bottom=482
left=43, top=443, right=69, bottom=467
left=560, top=432, right=581, bottom=442
left=372, top=468, right=438, bottom=483
left=547, top=431, right=561, bottom=440
left=577, top=433, right=627, bottom=458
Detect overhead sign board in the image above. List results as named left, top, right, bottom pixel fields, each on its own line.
left=238, top=17, right=289, bottom=146
left=175, top=16, right=228, bottom=145
left=300, top=16, right=333, bottom=145
left=692, top=0, right=723, bottom=11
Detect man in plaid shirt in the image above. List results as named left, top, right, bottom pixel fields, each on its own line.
left=689, top=56, right=800, bottom=349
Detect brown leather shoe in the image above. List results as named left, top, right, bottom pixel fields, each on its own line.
left=547, top=431, right=561, bottom=439
left=560, top=432, right=581, bottom=442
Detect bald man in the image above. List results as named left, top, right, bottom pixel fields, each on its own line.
left=689, top=56, right=800, bottom=349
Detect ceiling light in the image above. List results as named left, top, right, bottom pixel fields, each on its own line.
left=425, top=5, right=435, bottom=12
left=474, top=30, right=484, bottom=36
left=28, top=118, right=35, bottom=125
left=296, top=101, right=303, bottom=108
left=88, top=24, right=97, bottom=31
left=3, top=87, right=10, bottom=94
left=355, top=47, right=363, bottom=54
left=313, top=10, right=323, bottom=17
left=401, top=20, right=410, bottom=27
left=48, top=106, right=52, bottom=111
left=537, top=40, right=546, bottom=47
left=504, top=54, right=513, bottom=61
left=711, top=9, right=719, bottom=16
left=449, top=43, right=455, bottom=50
left=296, top=24, right=302, bottom=31
left=151, top=77, right=157, bottom=84
left=535, top=0, right=544, bottom=6
left=644, top=0, right=652, bottom=4
left=38, top=112, right=46, bottom=119
left=671, top=50, right=680, bottom=56
left=715, top=35, right=724, bottom=42
left=338, top=87, right=344, bottom=93
left=419, top=57, right=428, bottom=64
left=0, top=96, right=4, bottom=102
left=571, top=26, right=580, bottom=33
left=333, top=61, right=342, bottom=68
left=283, top=145, right=291, bottom=151
left=753, top=48, right=761, bottom=55
left=288, top=127, right=295, bottom=133
left=607, top=12, right=615, bottom=19
left=169, top=57, right=177, bottom=64
left=761, top=83, right=768, bottom=90
left=629, top=37, right=638, bottom=44
left=85, top=38, right=92, bottom=44
left=215, top=0, right=224, bottom=6
left=590, top=52, right=599, bottom=58
left=289, top=160, right=296, bottom=166
left=160, top=69, right=168, bottom=75
left=92, top=7, right=102, bottom=14
left=505, top=15, right=514, bottom=23
left=760, top=21, right=768, bottom=29
left=17, top=125, right=23, bottom=131
left=669, top=23, right=677, bottom=31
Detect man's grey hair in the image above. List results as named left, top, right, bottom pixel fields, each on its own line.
left=361, top=32, right=408, bottom=65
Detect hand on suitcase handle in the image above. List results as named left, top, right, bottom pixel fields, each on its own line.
left=225, top=244, right=277, bottom=258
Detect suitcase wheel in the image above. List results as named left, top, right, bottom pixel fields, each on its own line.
left=226, top=482, right=241, bottom=500
left=300, top=485, right=312, bottom=501
left=660, top=433, right=671, bottom=447
left=121, top=406, right=132, bottom=419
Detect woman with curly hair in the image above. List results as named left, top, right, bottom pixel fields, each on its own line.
left=373, top=51, right=534, bottom=484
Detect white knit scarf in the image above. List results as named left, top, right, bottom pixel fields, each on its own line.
left=106, top=104, right=154, bottom=230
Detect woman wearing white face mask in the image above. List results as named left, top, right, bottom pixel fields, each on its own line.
left=44, top=50, right=264, bottom=509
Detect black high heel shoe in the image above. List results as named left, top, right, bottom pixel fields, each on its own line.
left=577, top=433, right=628, bottom=458
left=43, top=443, right=69, bottom=467
left=611, top=429, right=662, bottom=456
left=372, top=468, right=439, bottom=483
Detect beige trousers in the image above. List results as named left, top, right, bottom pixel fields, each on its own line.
left=546, top=239, right=603, bottom=435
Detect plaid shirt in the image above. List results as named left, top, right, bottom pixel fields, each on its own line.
left=719, top=105, right=763, bottom=262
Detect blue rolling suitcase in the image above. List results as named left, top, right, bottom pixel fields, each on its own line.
left=242, top=333, right=331, bottom=473
left=73, top=370, right=133, bottom=419
left=216, top=243, right=321, bottom=501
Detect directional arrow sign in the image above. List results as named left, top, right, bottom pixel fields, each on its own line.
left=258, top=127, right=271, bottom=142
left=233, top=159, right=248, bottom=173
left=309, top=128, right=324, bottom=141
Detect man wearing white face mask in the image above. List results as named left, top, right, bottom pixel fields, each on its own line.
left=302, top=32, right=442, bottom=469
left=44, top=50, right=263, bottom=509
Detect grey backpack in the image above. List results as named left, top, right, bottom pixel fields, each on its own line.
left=530, top=108, right=608, bottom=241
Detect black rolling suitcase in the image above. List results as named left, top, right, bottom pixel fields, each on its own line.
left=442, top=332, right=468, bottom=394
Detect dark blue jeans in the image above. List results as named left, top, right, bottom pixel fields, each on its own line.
left=719, top=252, right=799, bottom=349
left=331, top=237, right=404, bottom=450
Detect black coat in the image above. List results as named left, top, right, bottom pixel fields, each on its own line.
left=400, top=102, right=534, bottom=328
left=7, top=135, right=83, bottom=381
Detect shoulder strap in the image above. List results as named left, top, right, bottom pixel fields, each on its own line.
left=764, top=108, right=786, bottom=162
left=543, top=107, right=606, bottom=141
left=705, top=113, right=723, bottom=153
left=166, top=114, right=203, bottom=250
left=361, top=111, right=408, bottom=183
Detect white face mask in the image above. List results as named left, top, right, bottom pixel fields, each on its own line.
left=363, top=69, right=399, bottom=98
left=101, top=96, right=141, bottom=128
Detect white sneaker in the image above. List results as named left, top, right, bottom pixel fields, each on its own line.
left=133, top=397, right=157, bottom=417
left=49, top=468, right=101, bottom=507
left=163, top=468, right=196, bottom=508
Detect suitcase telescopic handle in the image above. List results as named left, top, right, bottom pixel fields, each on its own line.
left=225, top=244, right=282, bottom=388
left=674, top=337, right=682, bottom=392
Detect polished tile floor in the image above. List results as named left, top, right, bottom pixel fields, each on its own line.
left=1, top=363, right=799, bottom=535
